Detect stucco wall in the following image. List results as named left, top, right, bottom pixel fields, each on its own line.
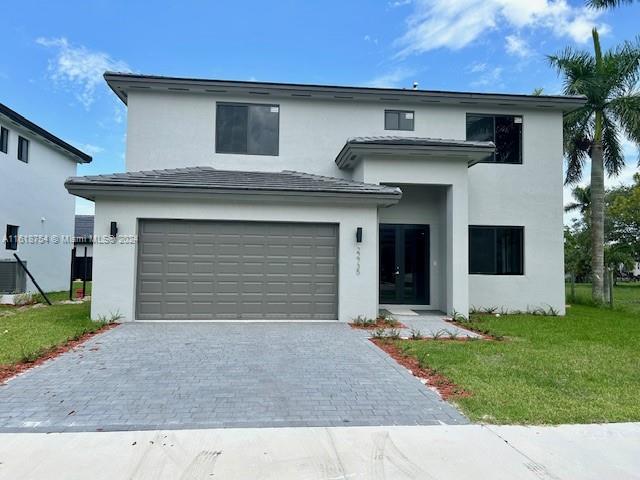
left=123, top=90, right=566, bottom=315
left=92, top=196, right=379, bottom=322
left=0, top=119, right=77, bottom=292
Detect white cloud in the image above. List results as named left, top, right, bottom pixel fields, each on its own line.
left=365, top=67, right=416, bottom=88
left=394, top=0, right=609, bottom=57
left=389, top=0, right=412, bottom=7
left=72, top=143, right=104, bottom=156
left=471, top=66, right=503, bottom=88
left=36, top=37, right=131, bottom=108
left=467, top=62, right=488, bottom=73
left=505, top=34, right=533, bottom=57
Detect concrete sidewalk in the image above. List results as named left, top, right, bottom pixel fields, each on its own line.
left=0, top=423, right=637, bottom=479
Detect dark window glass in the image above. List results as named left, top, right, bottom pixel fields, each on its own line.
left=5, top=225, right=18, bottom=251
left=216, top=103, right=279, bottom=155
left=0, top=127, right=8, bottom=154
left=466, top=114, right=522, bottom=164
left=385, top=110, right=414, bottom=131
left=17, top=136, right=29, bottom=163
left=469, top=226, right=523, bottom=275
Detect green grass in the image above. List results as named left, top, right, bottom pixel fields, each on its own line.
left=398, top=303, right=640, bottom=425
left=567, top=282, right=640, bottom=314
left=0, top=290, right=104, bottom=367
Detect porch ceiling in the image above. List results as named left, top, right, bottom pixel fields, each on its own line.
left=335, top=136, right=495, bottom=170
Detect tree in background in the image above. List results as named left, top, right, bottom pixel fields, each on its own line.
left=587, top=0, right=637, bottom=8
left=608, top=173, right=640, bottom=266
left=564, top=185, right=592, bottom=216
left=549, top=29, right=640, bottom=302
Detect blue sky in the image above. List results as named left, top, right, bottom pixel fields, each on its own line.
left=1, top=0, right=639, bottom=218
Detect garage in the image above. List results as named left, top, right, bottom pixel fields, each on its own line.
left=136, top=219, right=339, bottom=320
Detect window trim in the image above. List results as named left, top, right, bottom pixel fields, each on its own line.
left=215, top=102, right=280, bottom=156
left=465, top=113, right=523, bottom=164
left=5, top=225, right=18, bottom=251
left=384, top=109, right=415, bottom=131
left=17, top=135, right=29, bottom=163
left=0, top=127, right=8, bottom=154
left=468, top=225, right=524, bottom=275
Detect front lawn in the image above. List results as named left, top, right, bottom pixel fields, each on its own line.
left=0, top=302, right=105, bottom=367
left=568, top=282, right=640, bottom=314
left=397, top=304, right=640, bottom=424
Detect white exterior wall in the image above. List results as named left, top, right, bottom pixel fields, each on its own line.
left=0, top=119, right=77, bottom=292
left=119, top=90, right=566, bottom=316
left=92, top=196, right=378, bottom=322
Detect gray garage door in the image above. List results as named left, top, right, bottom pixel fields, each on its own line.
left=136, top=220, right=338, bottom=320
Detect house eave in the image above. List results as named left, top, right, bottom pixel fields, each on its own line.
left=64, top=183, right=402, bottom=207
left=104, top=72, right=587, bottom=113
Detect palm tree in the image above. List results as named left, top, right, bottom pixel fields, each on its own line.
left=549, top=29, right=640, bottom=302
left=564, top=186, right=592, bottom=216
left=587, top=0, right=636, bottom=8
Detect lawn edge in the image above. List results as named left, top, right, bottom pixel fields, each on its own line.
left=370, top=338, right=472, bottom=401
left=0, top=323, right=119, bottom=385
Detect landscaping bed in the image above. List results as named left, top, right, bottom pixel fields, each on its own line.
left=386, top=304, right=640, bottom=425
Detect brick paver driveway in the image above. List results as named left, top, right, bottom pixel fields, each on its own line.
left=0, top=322, right=467, bottom=432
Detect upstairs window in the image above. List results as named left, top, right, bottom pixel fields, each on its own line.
left=17, top=136, right=29, bottom=163
left=0, top=127, right=8, bottom=154
left=469, top=226, right=524, bottom=275
left=466, top=114, right=522, bottom=164
left=216, top=103, right=279, bottom=156
left=5, top=225, right=18, bottom=251
left=385, top=110, right=414, bottom=131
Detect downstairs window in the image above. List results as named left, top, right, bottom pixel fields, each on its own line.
left=469, top=226, right=524, bottom=275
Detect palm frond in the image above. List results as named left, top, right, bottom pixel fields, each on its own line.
left=601, top=114, right=625, bottom=176
left=608, top=95, right=640, bottom=165
left=587, top=0, right=635, bottom=9
left=603, top=37, right=640, bottom=99
left=563, top=107, right=594, bottom=184
left=548, top=48, right=596, bottom=96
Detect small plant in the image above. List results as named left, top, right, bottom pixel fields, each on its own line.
left=481, top=306, right=498, bottom=314
left=376, top=312, right=400, bottom=327
left=446, top=329, right=460, bottom=340
left=386, top=328, right=401, bottom=340
left=96, top=311, right=123, bottom=324
left=371, top=327, right=388, bottom=339
left=450, top=310, right=468, bottom=323
left=13, top=293, right=39, bottom=307
left=409, top=328, right=423, bottom=340
left=432, top=329, right=447, bottom=340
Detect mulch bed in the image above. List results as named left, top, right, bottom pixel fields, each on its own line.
left=349, top=320, right=408, bottom=330
left=0, top=323, right=119, bottom=385
left=371, top=338, right=471, bottom=400
left=444, top=318, right=502, bottom=340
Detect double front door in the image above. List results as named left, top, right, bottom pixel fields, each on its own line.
left=379, top=224, right=430, bottom=305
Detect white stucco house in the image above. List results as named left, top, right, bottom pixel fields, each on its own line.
left=0, top=102, right=91, bottom=298
left=65, top=72, right=585, bottom=322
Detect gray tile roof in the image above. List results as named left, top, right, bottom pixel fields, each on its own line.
left=345, top=136, right=495, bottom=149
left=335, top=136, right=495, bottom=169
left=65, top=167, right=401, bottom=201
left=74, top=215, right=94, bottom=241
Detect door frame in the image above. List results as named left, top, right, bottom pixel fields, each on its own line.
left=379, top=223, right=430, bottom=305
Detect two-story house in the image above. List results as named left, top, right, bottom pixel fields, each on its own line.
left=1, top=103, right=91, bottom=299
left=65, top=72, right=585, bottom=321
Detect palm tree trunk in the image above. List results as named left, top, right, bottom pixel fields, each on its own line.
left=590, top=139, right=605, bottom=302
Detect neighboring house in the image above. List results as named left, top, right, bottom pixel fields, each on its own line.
left=72, top=215, right=94, bottom=281
left=65, top=73, right=585, bottom=321
left=0, top=102, right=91, bottom=298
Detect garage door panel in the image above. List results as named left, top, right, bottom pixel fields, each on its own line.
left=136, top=220, right=338, bottom=320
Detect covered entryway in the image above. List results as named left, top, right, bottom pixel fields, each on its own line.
left=136, top=219, right=338, bottom=320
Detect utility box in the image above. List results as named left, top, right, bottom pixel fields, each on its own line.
left=0, top=259, right=27, bottom=294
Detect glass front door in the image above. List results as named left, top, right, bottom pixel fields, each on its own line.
left=379, top=224, right=430, bottom=305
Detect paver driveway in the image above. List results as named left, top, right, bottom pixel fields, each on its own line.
left=0, top=322, right=467, bottom=432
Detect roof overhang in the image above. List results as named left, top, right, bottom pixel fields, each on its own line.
left=65, top=183, right=401, bottom=207
left=335, top=138, right=496, bottom=169
left=104, top=72, right=587, bottom=113
left=0, top=104, right=92, bottom=164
